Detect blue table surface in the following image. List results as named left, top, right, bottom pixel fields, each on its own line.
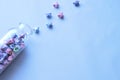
left=0, top=0, right=120, bottom=80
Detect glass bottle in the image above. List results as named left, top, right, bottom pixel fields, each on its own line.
left=0, top=23, right=33, bottom=74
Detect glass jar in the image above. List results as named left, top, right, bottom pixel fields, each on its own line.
left=0, top=23, right=33, bottom=74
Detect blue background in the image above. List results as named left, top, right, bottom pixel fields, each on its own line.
left=0, top=0, right=120, bottom=80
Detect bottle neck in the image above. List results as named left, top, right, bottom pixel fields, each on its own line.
left=18, top=23, right=33, bottom=36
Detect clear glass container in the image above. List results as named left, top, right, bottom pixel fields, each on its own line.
left=0, top=23, right=32, bottom=74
